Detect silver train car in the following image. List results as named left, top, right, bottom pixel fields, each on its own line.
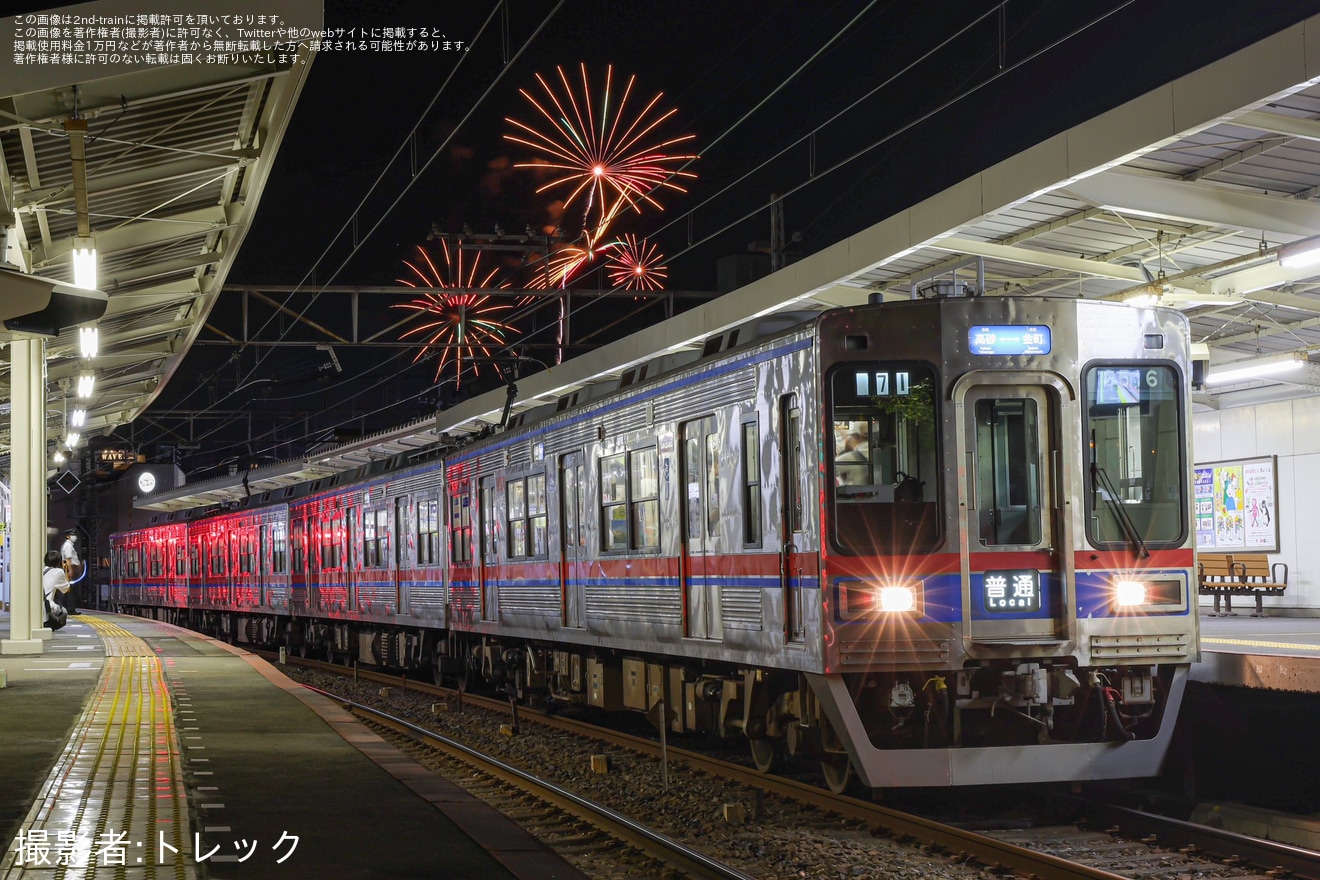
left=112, top=293, right=1197, bottom=790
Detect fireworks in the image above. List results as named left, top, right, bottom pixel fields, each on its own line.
left=394, top=243, right=516, bottom=384
left=505, top=63, right=697, bottom=233
left=605, top=235, right=667, bottom=291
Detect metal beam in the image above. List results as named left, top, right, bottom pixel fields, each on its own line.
left=929, top=237, right=1147, bottom=282
left=1066, top=170, right=1320, bottom=238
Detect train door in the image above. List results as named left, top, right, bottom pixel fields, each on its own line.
left=479, top=475, right=498, bottom=622
left=560, top=452, right=586, bottom=628
left=957, top=378, right=1070, bottom=643
left=681, top=416, right=722, bottom=640
left=780, top=395, right=806, bottom=643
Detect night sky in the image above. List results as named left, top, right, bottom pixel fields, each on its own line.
left=127, top=0, right=1320, bottom=478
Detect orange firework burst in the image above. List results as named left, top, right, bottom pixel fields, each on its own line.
left=605, top=234, right=667, bottom=291
left=505, top=63, right=697, bottom=233
left=394, top=243, right=516, bottom=385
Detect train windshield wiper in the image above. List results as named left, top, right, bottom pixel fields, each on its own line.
left=1090, top=461, right=1149, bottom=559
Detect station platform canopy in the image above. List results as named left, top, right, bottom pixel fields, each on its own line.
left=19, top=12, right=1320, bottom=514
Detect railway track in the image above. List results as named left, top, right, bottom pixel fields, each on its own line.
left=267, top=651, right=1320, bottom=880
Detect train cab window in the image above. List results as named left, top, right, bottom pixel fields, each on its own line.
left=600, top=454, right=628, bottom=551
left=828, top=363, right=941, bottom=554
left=448, top=494, right=469, bottom=564
left=742, top=420, right=762, bottom=546
left=1084, top=364, right=1186, bottom=548
left=630, top=448, right=660, bottom=551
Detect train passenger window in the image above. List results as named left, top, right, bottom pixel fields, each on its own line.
left=363, top=509, right=388, bottom=568
left=448, top=494, right=469, bottom=564
left=175, top=543, right=187, bottom=577
left=272, top=521, right=287, bottom=574
left=1084, top=363, right=1186, bottom=548
left=782, top=397, right=803, bottom=535
left=528, top=474, right=547, bottom=556
left=291, top=520, right=305, bottom=573
left=742, top=420, right=762, bottom=547
left=507, top=478, right=527, bottom=557
left=419, top=497, right=439, bottom=565
left=189, top=543, right=201, bottom=578
left=827, top=363, right=941, bottom=554
left=481, top=480, right=496, bottom=560
left=600, top=454, right=628, bottom=551
left=630, top=449, right=659, bottom=551
left=210, top=535, right=225, bottom=575
left=395, top=498, right=407, bottom=567
left=705, top=434, right=720, bottom=537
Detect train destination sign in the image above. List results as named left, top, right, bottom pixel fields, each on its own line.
left=968, top=325, right=1052, bottom=356
left=982, top=569, right=1041, bottom=613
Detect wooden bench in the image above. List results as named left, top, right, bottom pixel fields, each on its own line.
left=1198, top=552, right=1288, bottom=617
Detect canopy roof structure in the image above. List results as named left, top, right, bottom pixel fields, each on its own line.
left=20, top=12, right=1320, bottom=513
left=0, top=0, right=320, bottom=470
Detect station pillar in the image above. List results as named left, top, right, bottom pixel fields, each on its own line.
left=2, top=336, right=48, bottom=654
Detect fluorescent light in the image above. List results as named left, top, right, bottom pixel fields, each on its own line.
left=77, top=374, right=95, bottom=398
left=72, top=239, right=97, bottom=289
left=70, top=408, right=86, bottom=427
left=79, top=326, right=98, bottom=358
left=1206, top=351, right=1307, bottom=386
left=64, top=432, right=81, bottom=448
left=1280, top=238, right=1320, bottom=269
left=53, top=450, right=65, bottom=464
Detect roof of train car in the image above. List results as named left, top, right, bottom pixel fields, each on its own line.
left=132, top=13, right=1320, bottom=515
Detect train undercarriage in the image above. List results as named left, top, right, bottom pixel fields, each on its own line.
left=118, top=605, right=1182, bottom=792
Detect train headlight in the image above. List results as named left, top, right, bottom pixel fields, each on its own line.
left=879, top=585, right=916, bottom=612
left=1111, top=577, right=1183, bottom=608
left=839, top=579, right=923, bottom=617
left=1115, top=580, right=1147, bottom=607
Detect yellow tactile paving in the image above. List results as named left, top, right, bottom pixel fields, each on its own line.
left=1202, top=636, right=1317, bottom=651
left=2, top=617, right=194, bottom=880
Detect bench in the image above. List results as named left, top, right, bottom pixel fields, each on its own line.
left=1197, top=552, right=1288, bottom=617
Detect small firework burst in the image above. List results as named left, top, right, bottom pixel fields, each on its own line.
left=605, top=234, right=667, bottom=291
left=505, top=63, right=697, bottom=233
left=394, top=243, right=515, bottom=385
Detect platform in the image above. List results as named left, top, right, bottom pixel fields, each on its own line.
left=1194, top=614, right=1320, bottom=692
left=0, top=611, right=586, bottom=879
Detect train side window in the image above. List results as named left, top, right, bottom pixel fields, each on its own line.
left=600, top=454, right=628, bottom=551
left=395, top=497, right=407, bottom=568
left=272, top=521, right=287, bottom=574
left=507, top=477, right=527, bottom=557
left=742, top=419, right=762, bottom=547
left=528, top=473, right=547, bottom=556
left=448, top=492, right=470, bottom=564
left=783, top=396, right=803, bottom=534
left=630, top=448, right=659, bottom=551
left=364, top=508, right=388, bottom=568
left=481, top=479, right=497, bottom=560
left=705, top=433, right=720, bottom=537
left=291, top=520, right=305, bottom=573
left=189, top=542, right=201, bottom=578
left=420, top=497, right=439, bottom=565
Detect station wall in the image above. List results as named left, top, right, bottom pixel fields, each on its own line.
left=1193, top=399, right=1317, bottom=615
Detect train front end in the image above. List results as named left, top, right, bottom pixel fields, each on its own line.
left=811, top=294, right=1196, bottom=787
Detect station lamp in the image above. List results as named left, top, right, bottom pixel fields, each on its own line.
left=77, top=373, right=95, bottom=398
left=79, top=325, right=98, bottom=358
left=1205, top=351, right=1308, bottom=385
left=72, top=238, right=97, bottom=290
left=64, top=431, right=80, bottom=449
left=70, top=408, right=86, bottom=427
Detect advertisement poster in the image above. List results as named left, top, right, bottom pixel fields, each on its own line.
left=1194, top=456, right=1279, bottom=552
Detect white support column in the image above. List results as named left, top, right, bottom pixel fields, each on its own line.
left=3, top=336, right=47, bottom=653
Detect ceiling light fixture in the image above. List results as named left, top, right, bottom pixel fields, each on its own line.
left=70, top=408, right=86, bottom=427
left=64, top=431, right=81, bottom=448
left=53, top=450, right=65, bottom=464
left=71, top=236, right=97, bottom=289
left=79, top=325, right=98, bottom=358
left=77, top=373, right=95, bottom=398
left=1205, top=351, right=1308, bottom=385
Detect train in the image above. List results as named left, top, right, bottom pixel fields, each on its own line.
left=112, top=292, right=1198, bottom=790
